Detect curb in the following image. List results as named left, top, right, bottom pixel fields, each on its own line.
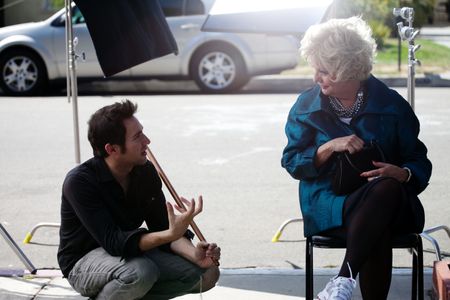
left=245, top=73, right=450, bottom=93
left=3, top=74, right=449, bottom=96
left=219, top=267, right=434, bottom=276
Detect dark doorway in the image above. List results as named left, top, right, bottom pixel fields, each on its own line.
left=0, top=0, right=4, bottom=27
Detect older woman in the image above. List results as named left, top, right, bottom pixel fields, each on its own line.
left=281, top=17, right=431, bottom=300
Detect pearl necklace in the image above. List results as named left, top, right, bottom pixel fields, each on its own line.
left=329, top=89, right=364, bottom=118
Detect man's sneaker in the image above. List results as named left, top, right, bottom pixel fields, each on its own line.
left=317, top=275, right=357, bottom=300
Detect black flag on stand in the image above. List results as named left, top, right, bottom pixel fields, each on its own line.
left=73, top=0, right=178, bottom=77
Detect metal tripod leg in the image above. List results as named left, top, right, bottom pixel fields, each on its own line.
left=0, top=223, right=36, bottom=274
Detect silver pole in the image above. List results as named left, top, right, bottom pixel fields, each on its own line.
left=406, top=12, right=416, bottom=110
left=0, top=224, right=36, bottom=274
left=407, top=39, right=416, bottom=110
left=65, top=0, right=81, bottom=164
left=65, top=0, right=71, bottom=103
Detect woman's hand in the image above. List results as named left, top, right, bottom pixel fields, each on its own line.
left=328, top=134, right=365, bottom=154
left=315, top=134, right=364, bottom=168
left=166, top=196, right=203, bottom=241
left=193, top=241, right=221, bottom=268
left=360, top=161, right=409, bottom=182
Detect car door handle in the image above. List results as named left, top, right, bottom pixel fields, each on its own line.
left=180, top=23, right=200, bottom=30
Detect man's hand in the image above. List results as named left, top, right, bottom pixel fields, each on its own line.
left=166, top=196, right=203, bottom=241
left=360, top=161, right=409, bottom=182
left=193, top=241, right=221, bottom=268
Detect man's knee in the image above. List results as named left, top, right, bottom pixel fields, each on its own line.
left=134, top=259, right=160, bottom=286
left=201, top=266, right=220, bottom=292
left=116, top=257, right=160, bottom=295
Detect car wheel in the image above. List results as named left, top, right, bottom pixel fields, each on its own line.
left=190, top=44, right=249, bottom=93
left=0, top=49, right=47, bottom=96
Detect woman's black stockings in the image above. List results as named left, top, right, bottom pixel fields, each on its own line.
left=331, top=178, right=407, bottom=299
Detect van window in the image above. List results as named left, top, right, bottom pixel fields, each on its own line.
left=160, top=0, right=205, bottom=17
left=52, top=6, right=85, bottom=27
left=72, top=6, right=85, bottom=25
left=160, top=0, right=184, bottom=17
left=185, top=0, right=204, bottom=15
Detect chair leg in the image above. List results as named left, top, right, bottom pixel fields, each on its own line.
left=306, top=237, right=313, bottom=300
left=411, top=234, right=424, bottom=300
left=412, top=246, right=418, bottom=300
left=417, top=237, right=424, bottom=300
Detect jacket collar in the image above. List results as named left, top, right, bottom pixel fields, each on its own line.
left=91, top=156, right=116, bottom=183
left=296, top=75, right=400, bottom=116
left=92, top=156, right=143, bottom=184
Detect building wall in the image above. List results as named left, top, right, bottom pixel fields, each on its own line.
left=0, top=0, right=4, bottom=26
left=435, top=0, right=450, bottom=23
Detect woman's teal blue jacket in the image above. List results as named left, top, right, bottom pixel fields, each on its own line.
left=281, top=75, right=432, bottom=237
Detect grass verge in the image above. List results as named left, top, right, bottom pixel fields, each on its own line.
left=283, top=38, right=450, bottom=77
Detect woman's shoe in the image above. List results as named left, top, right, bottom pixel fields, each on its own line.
left=317, top=275, right=356, bottom=300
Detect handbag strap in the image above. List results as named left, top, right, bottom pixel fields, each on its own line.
left=342, top=141, right=385, bottom=174
left=343, top=152, right=364, bottom=173
left=372, top=140, right=386, bottom=162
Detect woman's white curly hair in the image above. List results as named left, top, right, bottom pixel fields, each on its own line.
left=300, top=16, right=377, bottom=82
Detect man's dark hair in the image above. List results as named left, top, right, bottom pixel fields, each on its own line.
left=87, top=100, right=138, bottom=157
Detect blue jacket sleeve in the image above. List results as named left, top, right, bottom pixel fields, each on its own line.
left=281, top=103, right=322, bottom=180
left=397, top=101, right=432, bottom=194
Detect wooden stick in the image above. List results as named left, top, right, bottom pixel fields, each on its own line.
left=145, top=147, right=219, bottom=266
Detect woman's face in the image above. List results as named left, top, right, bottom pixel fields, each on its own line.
left=313, top=67, right=357, bottom=99
left=313, top=67, right=338, bottom=96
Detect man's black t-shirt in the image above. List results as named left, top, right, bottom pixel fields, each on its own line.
left=58, top=157, right=175, bottom=277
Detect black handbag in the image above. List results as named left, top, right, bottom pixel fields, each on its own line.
left=332, top=141, right=385, bottom=195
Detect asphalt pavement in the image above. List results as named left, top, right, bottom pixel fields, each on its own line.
left=0, top=88, right=447, bottom=300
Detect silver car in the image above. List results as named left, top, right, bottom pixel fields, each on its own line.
left=0, top=0, right=299, bottom=96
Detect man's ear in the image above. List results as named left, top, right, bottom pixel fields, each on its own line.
left=104, top=143, right=118, bottom=156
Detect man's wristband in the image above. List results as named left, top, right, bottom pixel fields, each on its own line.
left=403, top=167, right=412, bottom=183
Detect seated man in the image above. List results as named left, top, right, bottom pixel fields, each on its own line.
left=57, top=100, right=220, bottom=299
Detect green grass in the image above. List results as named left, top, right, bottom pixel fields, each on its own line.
left=373, top=38, right=450, bottom=75
left=283, top=38, right=450, bottom=77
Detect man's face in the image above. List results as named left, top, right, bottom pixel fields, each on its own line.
left=119, top=116, right=150, bottom=166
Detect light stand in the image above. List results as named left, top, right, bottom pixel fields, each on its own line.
left=393, top=7, right=421, bottom=110
left=65, top=0, right=81, bottom=164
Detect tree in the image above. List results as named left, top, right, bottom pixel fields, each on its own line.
left=325, top=0, right=436, bottom=48
left=400, top=0, right=437, bottom=25
left=49, top=0, right=64, bottom=10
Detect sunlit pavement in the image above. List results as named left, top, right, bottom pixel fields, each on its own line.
left=0, top=268, right=434, bottom=299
